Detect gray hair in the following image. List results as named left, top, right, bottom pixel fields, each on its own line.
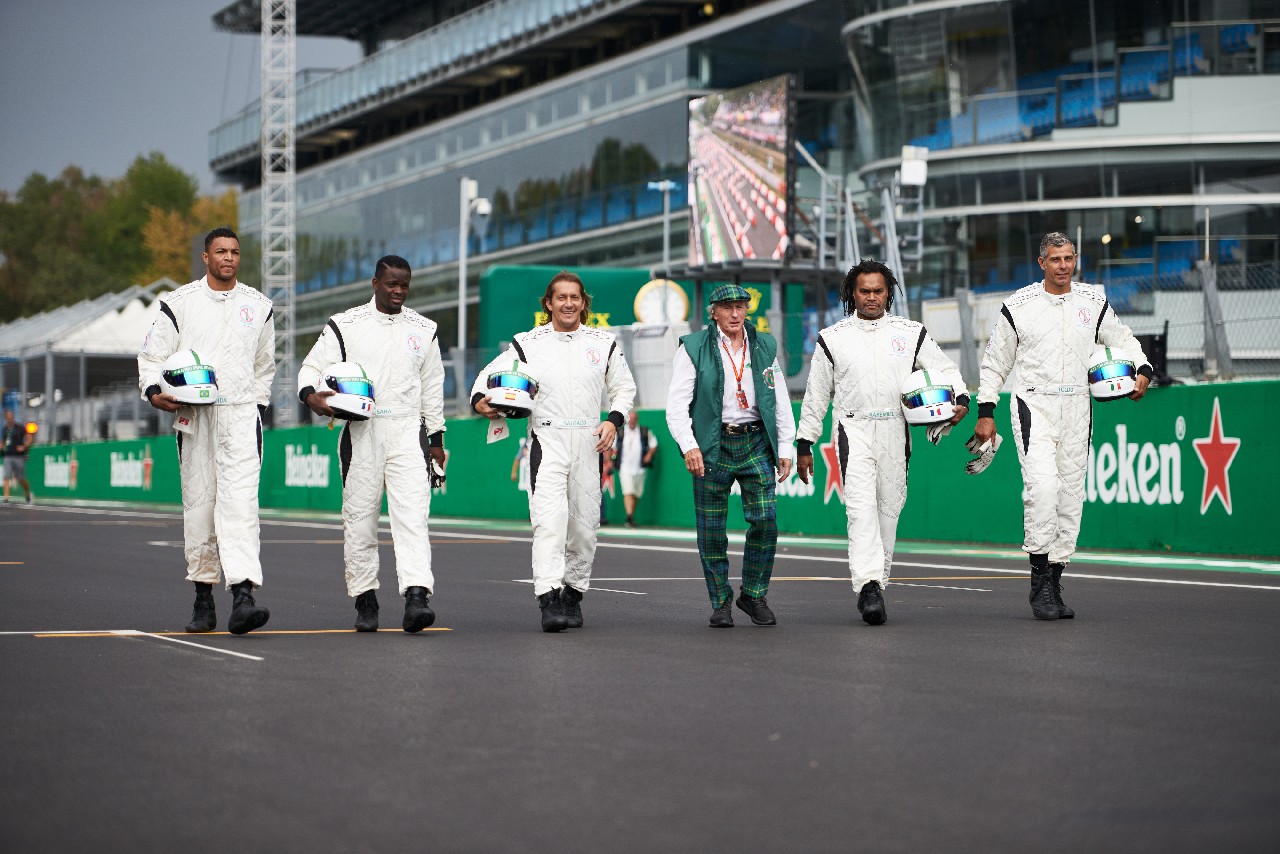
left=1039, top=232, right=1074, bottom=258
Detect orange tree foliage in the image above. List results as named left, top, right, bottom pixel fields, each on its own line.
left=140, top=189, right=238, bottom=284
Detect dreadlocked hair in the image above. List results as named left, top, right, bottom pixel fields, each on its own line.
left=841, top=259, right=897, bottom=316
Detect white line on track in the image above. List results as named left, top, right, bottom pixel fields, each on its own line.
left=510, top=579, right=646, bottom=595
left=112, top=629, right=264, bottom=661
left=885, top=582, right=991, bottom=592
left=0, top=628, right=263, bottom=660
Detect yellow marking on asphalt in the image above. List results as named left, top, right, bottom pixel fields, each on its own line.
left=36, top=628, right=452, bottom=637
left=1, top=561, right=24, bottom=565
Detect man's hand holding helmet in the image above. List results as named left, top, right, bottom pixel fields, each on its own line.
left=304, top=387, right=338, bottom=417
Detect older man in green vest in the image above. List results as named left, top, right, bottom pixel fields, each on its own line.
left=666, top=283, right=796, bottom=628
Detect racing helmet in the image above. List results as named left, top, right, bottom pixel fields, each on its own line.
left=485, top=360, right=539, bottom=419
left=160, top=350, right=217, bottom=406
left=322, top=362, right=375, bottom=420
left=1088, top=347, right=1137, bottom=401
left=900, top=369, right=955, bottom=426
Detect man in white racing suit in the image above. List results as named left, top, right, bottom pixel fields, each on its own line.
left=797, top=260, right=969, bottom=625
left=139, top=227, right=275, bottom=635
left=472, top=270, right=636, bottom=632
left=298, top=255, right=446, bottom=634
left=974, top=232, right=1151, bottom=620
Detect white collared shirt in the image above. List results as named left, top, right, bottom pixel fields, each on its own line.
left=666, top=324, right=795, bottom=459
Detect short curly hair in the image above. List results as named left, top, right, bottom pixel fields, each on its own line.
left=841, top=259, right=897, bottom=316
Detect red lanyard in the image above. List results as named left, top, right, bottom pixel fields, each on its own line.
left=721, top=338, right=750, bottom=409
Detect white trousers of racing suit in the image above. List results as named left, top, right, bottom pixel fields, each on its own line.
left=835, top=412, right=909, bottom=592
left=339, top=413, right=434, bottom=597
left=527, top=420, right=601, bottom=597
left=1010, top=390, right=1092, bottom=561
left=797, top=314, right=967, bottom=593
left=177, top=403, right=264, bottom=589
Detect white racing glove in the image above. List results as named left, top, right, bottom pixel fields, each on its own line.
left=964, top=434, right=1002, bottom=474
left=926, top=422, right=952, bottom=445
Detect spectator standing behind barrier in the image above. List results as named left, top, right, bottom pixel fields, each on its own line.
left=973, top=231, right=1151, bottom=620
left=297, top=255, right=447, bottom=634
left=666, top=283, right=796, bottom=628
left=138, top=227, right=275, bottom=635
left=795, top=260, right=969, bottom=626
left=2, top=410, right=34, bottom=504
left=471, top=270, right=636, bottom=633
left=612, top=410, right=657, bottom=528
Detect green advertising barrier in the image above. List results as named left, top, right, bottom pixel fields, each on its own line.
left=26, top=380, right=1278, bottom=557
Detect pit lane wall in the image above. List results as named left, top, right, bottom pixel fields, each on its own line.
left=26, top=380, right=1277, bottom=557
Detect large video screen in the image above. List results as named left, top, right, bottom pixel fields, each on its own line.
left=687, top=74, right=796, bottom=266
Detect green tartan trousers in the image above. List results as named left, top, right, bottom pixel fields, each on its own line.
left=692, top=427, right=778, bottom=607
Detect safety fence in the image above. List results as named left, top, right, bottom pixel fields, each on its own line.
left=26, top=380, right=1277, bottom=557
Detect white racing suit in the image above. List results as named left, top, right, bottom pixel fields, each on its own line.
left=138, top=277, right=275, bottom=589
left=472, top=325, right=636, bottom=597
left=298, top=298, right=446, bottom=597
left=978, top=281, right=1151, bottom=563
left=797, top=315, right=967, bottom=592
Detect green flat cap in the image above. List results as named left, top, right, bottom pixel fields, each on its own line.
left=708, top=283, right=751, bottom=304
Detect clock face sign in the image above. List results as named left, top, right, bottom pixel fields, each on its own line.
left=634, top=279, right=689, bottom=323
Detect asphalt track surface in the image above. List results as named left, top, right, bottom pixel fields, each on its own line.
left=3, top=502, right=1279, bottom=853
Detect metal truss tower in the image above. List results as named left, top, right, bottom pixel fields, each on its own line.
left=261, top=0, right=297, bottom=424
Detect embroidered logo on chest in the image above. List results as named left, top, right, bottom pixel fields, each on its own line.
left=888, top=335, right=909, bottom=356
left=405, top=334, right=424, bottom=356
left=1076, top=306, right=1093, bottom=327
left=584, top=347, right=603, bottom=368
left=238, top=304, right=257, bottom=326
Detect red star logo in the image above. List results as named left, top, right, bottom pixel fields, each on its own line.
left=819, top=433, right=843, bottom=505
left=1192, top=397, right=1241, bottom=515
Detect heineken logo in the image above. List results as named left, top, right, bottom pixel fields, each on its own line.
left=1086, top=396, right=1243, bottom=516
left=285, top=444, right=330, bottom=488
left=109, top=451, right=151, bottom=489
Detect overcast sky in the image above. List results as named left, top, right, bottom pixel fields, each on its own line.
left=0, top=0, right=361, bottom=196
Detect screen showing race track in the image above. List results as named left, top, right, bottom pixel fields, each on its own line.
left=687, top=74, right=795, bottom=266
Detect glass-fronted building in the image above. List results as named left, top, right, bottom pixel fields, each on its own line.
left=210, top=0, right=1280, bottom=378
left=843, top=0, right=1280, bottom=296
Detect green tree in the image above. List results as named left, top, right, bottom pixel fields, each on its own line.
left=0, top=154, right=222, bottom=322
left=0, top=167, right=114, bottom=318
left=86, top=153, right=197, bottom=284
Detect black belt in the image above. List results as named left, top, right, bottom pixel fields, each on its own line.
left=722, top=421, right=764, bottom=434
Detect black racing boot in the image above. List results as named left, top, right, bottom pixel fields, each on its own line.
left=562, top=586, right=584, bottom=628
left=709, top=601, right=734, bottom=628
left=1029, top=564, right=1060, bottom=620
left=402, top=586, right=435, bottom=633
left=735, top=592, right=777, bottom=626
left=857, top=582, right=887, bottom=626
left=1049, top=563, right=1075, bottom=619
left=185, top=582, right=216, bottom=633
left=354, top=590, right=379, bottom=632
left=538, top=589, right=569, bottom=633
left=228, top=580, right=270, bottom=635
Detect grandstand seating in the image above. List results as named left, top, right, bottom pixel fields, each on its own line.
left=905, top=24, right=1259, bottom=151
